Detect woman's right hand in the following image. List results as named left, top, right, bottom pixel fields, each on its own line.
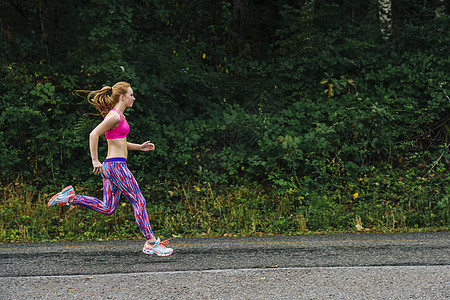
left=92, top=160, right=103, bottom=174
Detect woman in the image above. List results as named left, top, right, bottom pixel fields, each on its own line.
left=48, top=81, right=173, bottom=256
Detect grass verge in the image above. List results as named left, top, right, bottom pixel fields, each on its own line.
left=1, top=166, right=448, bottom=243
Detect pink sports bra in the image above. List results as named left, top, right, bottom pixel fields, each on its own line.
left=105, top=109, right=130, bottom=139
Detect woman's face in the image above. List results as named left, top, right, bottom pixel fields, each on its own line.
left=122, top=87, right=135, bottom=107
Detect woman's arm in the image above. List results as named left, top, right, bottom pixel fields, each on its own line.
left=89, top=113, right=120, bottom=174
left=127, top=141, right=155, bottom=151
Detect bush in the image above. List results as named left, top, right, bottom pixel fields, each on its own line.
left=0, top=1, right=448, bottom=241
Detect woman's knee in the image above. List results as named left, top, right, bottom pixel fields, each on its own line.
left=131, top=197, right=147, bottom=211
left=103, top=207, right=117, bottom=215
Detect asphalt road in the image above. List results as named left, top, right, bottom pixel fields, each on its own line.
left=0, top=232, right=449, bottom=299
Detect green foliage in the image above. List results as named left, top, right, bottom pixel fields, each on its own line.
left=0, top=0, right=448, bottom=241
left=1, top=162, right=448, bottom=243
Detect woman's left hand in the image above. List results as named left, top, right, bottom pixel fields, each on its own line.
left=140, top=141, right=155, bottom=151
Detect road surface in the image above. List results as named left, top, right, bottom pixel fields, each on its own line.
left=0, top=232, right=448, bottom=299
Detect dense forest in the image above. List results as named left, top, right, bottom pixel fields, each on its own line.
left=0, top=0, right=448, bottom=242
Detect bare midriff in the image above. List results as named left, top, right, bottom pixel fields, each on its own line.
left=106, top=138, right=128, bottom=159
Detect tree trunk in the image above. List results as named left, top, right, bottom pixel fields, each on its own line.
left=435, top=0, right=446, bottom=18
left=378, top=0, right=393, bottom=41
left=233, top=0, right=248, bottom=41
left=304, top=0, right=315, bottom=14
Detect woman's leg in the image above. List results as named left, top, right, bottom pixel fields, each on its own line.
left=71, top=175, right=121, bottom=215
left=101, top=160, right=155, bottom=240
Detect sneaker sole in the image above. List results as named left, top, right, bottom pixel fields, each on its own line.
left=48, top=186, right=73, bottom=207
left=143, top=249, right=173, bottom=256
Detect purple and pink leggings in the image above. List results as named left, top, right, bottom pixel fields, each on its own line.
left=72, top=158, right=154, bottom=240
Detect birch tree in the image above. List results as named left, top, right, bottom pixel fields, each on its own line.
left=435, top=0, right=446, bottom=18
left=378, top=0, right=393, bottom=41
left=304, top=0, right=315, bottom=13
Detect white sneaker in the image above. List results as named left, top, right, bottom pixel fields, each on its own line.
left=48, top=186, right=75, bottom=207
left=143, top=238, right=173, bottom=256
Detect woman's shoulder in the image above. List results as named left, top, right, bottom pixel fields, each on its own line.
left=106, top=109, right=122, bottom=118
left=103, top=110, right=122, bottom=125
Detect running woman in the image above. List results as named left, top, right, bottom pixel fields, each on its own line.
left=48, top=81, right=173, bottom=256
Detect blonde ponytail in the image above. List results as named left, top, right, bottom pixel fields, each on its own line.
left=76, top=82, right=131, bottom=117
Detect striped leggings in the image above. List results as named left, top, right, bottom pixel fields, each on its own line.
left=72, top=158, right=154, bottom=240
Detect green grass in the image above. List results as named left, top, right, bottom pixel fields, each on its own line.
left=1, top=165, right=448, bottom=243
